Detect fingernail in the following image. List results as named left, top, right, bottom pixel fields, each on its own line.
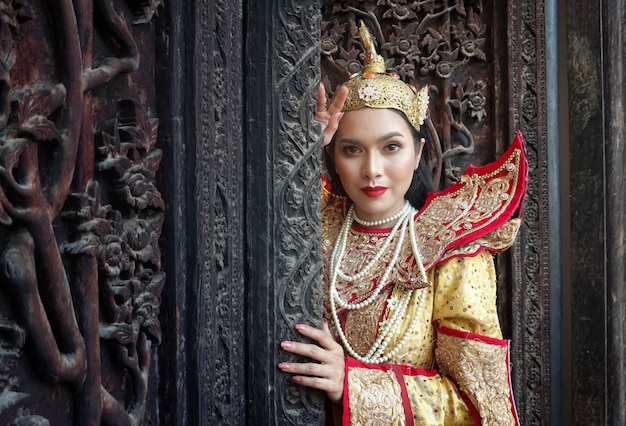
left=278, top=363, right=289, bottom=370
left=281, top=341, right=292, bottom=349
left=295, top=324, right=306, bottom=331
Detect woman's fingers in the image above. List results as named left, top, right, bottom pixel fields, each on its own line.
left=322, top=111, right=343, bottom=147
left=296, top=323, right=339, bottom=350
left=316, top=84, right=349, bottom=147
left=278, top=358, right=332, bottom=377
left=279, top=325, right=340, bottom=361
left=317, top=82, right=328, bottom=115
left=279, top=322, right=345, bottom=403
left=316, top=83, right=330, bottom=126
left=327, top=85, right=349, bottom=115
left=278, top=366, right=342, bottom=403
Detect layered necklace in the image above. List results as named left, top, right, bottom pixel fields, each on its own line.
left=329, top=201, right=430, bottom=364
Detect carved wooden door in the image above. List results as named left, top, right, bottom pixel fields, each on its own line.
left=1, top=0, right=623, bottom=425
left=245, top=0, right=563, bottom=425
left=0, top=0, right=556, bottom=424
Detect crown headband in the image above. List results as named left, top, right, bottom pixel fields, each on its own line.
left=334, top=21, right=429, bottom=130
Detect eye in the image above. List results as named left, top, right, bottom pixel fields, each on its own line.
left=342, top=146, right=362, bottom=155
left=384, top=142, right=402, bottom=152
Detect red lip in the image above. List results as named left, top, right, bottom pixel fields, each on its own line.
left=361, top=186, right=387, bottom=198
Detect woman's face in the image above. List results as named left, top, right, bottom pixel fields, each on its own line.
left=332, top=108, right=422, bottom=223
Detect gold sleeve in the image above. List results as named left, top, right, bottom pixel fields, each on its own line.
left=344, top=359, right=477, bottom=425
left=433, top=251, right=519, bottom=425
left=432, top=250, right=502, bottom=337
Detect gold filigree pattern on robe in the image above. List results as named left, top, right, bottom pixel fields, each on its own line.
left=334, top=282, right=437, bottom=370
left=321, top=134, right=527, bottom=425
left=343, top=285, right=390, bottom=355
left=346, top=360, right=477, bottom=425
left=438, top=219, right=521, bottom=264
left=435, top=330, right=517, bottom=426
left=321, top=222, right=430, bottom=314
left=321, top=133, right=528, bottom=297
left=347, top=367, right=406, bottom=425
left=413, top=141, right=525, bottom=274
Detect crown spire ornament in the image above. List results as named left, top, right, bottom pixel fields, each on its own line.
left=334, top=21, right=429, bottom=130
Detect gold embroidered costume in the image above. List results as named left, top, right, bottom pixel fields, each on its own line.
left=322, top=134, right=526, bottom=426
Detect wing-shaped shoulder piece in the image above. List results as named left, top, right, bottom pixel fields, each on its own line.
left=416, top=131, right=528, bottom=270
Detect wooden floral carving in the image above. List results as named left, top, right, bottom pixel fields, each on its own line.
left=321, top=0, right=492, bottom=188
left=0, top=0, right=163, bottom=424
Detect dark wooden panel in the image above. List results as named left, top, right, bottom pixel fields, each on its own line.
left=566, top=1, right=607, bottom=424
left=506, top=1, right=560, bottom=424
left=0, top=1, right=166, bottom=424
left=154, top=0, right=194, bottom=424
left=602, top=1, right=626, bottom=425
left=246, top=0, right=326, bottom=424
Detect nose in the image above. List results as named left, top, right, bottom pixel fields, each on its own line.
left=362, top=152, right=383, bottom=180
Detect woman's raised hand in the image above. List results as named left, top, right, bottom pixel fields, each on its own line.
left=316, top=83, right=348, bottom=147
left=279, top=320, right=345, bottom=403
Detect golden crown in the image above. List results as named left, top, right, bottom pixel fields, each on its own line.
left=334, top=21, right=429, bottom=130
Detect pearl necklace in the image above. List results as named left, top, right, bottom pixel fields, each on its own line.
left=329, top=281, right=428, bottom=364
left=330, top=205, right=413, bottom=309
left=352, top=200, right=411, bottom=227
left=332, top=204, right=412, bottom=283
left=327, top=200, right=432, bottom=364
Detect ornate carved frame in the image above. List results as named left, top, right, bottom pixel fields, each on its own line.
left=0, top=0, right=561, bottom=424
left=239, top=0, right=558, bottom=424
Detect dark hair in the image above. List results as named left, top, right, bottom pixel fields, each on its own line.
left=323, top=109, right=435, bottom=210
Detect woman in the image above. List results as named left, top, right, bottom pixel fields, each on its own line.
left=279, top=22, right=526, bottom=425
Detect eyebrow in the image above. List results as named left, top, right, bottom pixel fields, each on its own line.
left=337, top=132, right=406, bottom=145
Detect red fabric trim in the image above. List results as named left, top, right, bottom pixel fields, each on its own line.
left=432, top=245, right=493, bottom=268
left=344, top=357, right=438, bottom=425
left=342, top=357, right=351, bottom=426
left=391, top=365, right=415, bottom=426
left=345, top=356, right=439, bottom=377
left=435, top=323, right=510, bottom=347
left=457, top=387, right=481, bottom=426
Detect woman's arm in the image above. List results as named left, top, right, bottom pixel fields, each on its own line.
left=341, top=251, right=518, bottom=426
left=433, top=250, right=519, bottom=426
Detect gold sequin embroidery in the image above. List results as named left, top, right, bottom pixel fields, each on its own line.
left=347, top=367, right=406, bottom=425
left=436, top=333, right=516, bottom=425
